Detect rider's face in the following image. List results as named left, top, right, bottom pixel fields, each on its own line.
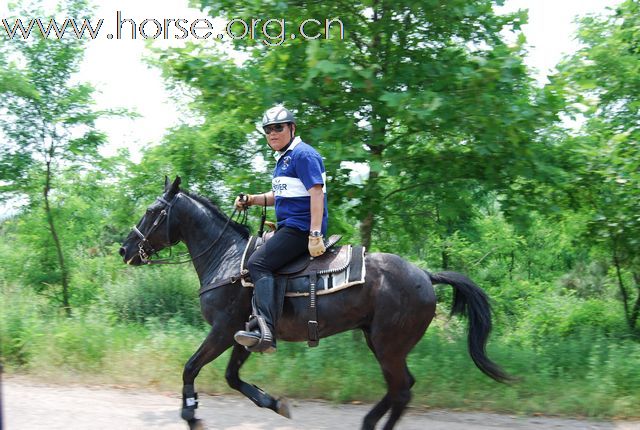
left=265, top=123, right=293, bottom=151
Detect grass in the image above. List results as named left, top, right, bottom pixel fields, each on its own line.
left=2, top=285, right=640, bottom=420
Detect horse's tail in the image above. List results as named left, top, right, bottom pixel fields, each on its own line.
left=427, top=270, right=513, bottom=383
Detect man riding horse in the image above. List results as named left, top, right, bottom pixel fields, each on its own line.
left=233, top=105, right=328, bottom=353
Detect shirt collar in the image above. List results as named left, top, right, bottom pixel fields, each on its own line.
left=274, top=136, right=301, bottom=161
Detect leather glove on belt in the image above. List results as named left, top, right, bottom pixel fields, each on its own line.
left=308, top=235, right=326, bottom=257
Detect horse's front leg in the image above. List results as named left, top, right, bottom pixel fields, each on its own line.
left=181, top=326, right=234, bottom=430
left=225, top=344, right=291, bottom=418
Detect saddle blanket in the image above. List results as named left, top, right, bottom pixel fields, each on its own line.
left=242, top=245, right=366, bottom=297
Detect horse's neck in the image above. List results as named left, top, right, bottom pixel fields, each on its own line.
left=177, top=195, right=248, bottom=287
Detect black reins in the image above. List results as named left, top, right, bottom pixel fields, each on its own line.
left=132, top=192, right=242, bottom=265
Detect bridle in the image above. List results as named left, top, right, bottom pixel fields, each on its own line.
left=131, top=192, right=241, bottom=265
left=132, top=194, right=178, bottom=262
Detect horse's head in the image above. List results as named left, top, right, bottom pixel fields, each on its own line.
left=119, top=176, right=183, bottom=265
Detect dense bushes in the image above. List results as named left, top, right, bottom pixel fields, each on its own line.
left=102, top=266, right=202, bottom=326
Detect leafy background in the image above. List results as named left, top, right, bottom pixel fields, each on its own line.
left=1, top=0, right=640, bottom=419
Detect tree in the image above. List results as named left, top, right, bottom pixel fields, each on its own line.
left=554, top=0, right=640, bottom=333
left=151, top=0, right=562, bottom=251
left=0, top=0, right=107, bottom=315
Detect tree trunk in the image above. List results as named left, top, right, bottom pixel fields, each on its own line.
left=509, top=250, right=515, bottom=281
left=359, top=167, right=380, bottom=250
left=630, top=272, right=640, bottom=333
left=358, top=0, right=387, bottom=251
left=435, top=207, right=449, bottom=270
left=44, top=161, right=71, bottom=317
left=612, top=243, right=630, bottom=330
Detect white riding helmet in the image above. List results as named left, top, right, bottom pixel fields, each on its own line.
left=262, top=106, right=296, bottom=127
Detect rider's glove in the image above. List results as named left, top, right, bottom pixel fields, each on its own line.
left=308, top=232, right=326, bottom=257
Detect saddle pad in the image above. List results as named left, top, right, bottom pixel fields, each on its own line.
left=244, top=245, right=366, bottom=297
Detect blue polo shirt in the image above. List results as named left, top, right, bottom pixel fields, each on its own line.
left=272, top=137, right=328, bottom=235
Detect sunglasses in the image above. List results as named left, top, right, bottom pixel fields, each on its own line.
left=263, top=123, right=286, bottom=134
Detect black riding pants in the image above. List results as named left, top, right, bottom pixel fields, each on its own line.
left=247, top=226, right=309, bottom=282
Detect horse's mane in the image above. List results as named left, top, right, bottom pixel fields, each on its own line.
left=182, top=190, right=251, bottom=239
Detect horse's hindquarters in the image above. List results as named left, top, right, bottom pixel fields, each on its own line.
left=274, top=252, right=436, bottom=344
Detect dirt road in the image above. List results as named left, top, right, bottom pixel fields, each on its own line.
left=2, top=377, right=639, bottom=430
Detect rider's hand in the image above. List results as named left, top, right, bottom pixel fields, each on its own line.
left=308, top=235, right=326, bottom=257
left=234, top=194, right=252, bottom=211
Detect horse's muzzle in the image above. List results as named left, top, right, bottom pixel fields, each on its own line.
left=119, top=244, right=142, bottom=265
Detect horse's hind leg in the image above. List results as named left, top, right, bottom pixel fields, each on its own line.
left=362, top=294, right=431, bottom=430
left=361, top=330, right=416, bottom=430
left=361, top=329, right=391, bottom=429
left=379, top=355, right=413, bottom=430
left=181, top=327, right=234, bottom=429
left=225, top=344, right=291, bottom=418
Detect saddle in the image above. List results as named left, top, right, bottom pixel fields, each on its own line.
left=240, top=233, right=346, bottom=280
left=199, top=231, right=367, bottom=348
left=245, top=233, right=366, bottom=347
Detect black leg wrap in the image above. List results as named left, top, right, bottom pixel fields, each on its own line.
left=247, top=383, right=278, bottom=409
left=181, top=384, right=199, bottom=421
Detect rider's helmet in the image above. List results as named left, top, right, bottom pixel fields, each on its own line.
left=262, top=106, right=296, bottom=127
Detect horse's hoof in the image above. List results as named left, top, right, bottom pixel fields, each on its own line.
left=189, top=418, right=205, bottom=430
left=276, top=397, right=291, bottom=419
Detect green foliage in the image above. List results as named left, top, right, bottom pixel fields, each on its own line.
left=0, top=167, right=139, bottom=307
left=145, top=0, right=563, bottom=250
left=103, top=267, right=203, bottom=326
left=0, top=284, right=49, bottom=366
left=0, top=0, right=124, bottom=314
left=0, top=0, right=106, bottom=195
left=2, top=0, right=640, bottom=421
left=551, top=0, right=640, bottom=332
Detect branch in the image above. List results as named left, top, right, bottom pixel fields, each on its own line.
left=384, top=180, right=437, bottom=199
left=383, top=209, right=435, bottom=218
left=473, top=248, right=496, bottom=267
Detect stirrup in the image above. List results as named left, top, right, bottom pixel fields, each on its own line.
left=234, top=316, right=276, bottom=353
left=234, top=316, right=261, bottom=346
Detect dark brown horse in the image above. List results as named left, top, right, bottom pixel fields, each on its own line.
left=119, top=177, right=510, bottom=430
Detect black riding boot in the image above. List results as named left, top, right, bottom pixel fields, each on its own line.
left=234, top=276, right=279, bottom=353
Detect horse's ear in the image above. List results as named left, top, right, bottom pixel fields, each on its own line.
left=168, top=176, right=181, bottom=195
left=164, top=176, right=170, bottom=192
